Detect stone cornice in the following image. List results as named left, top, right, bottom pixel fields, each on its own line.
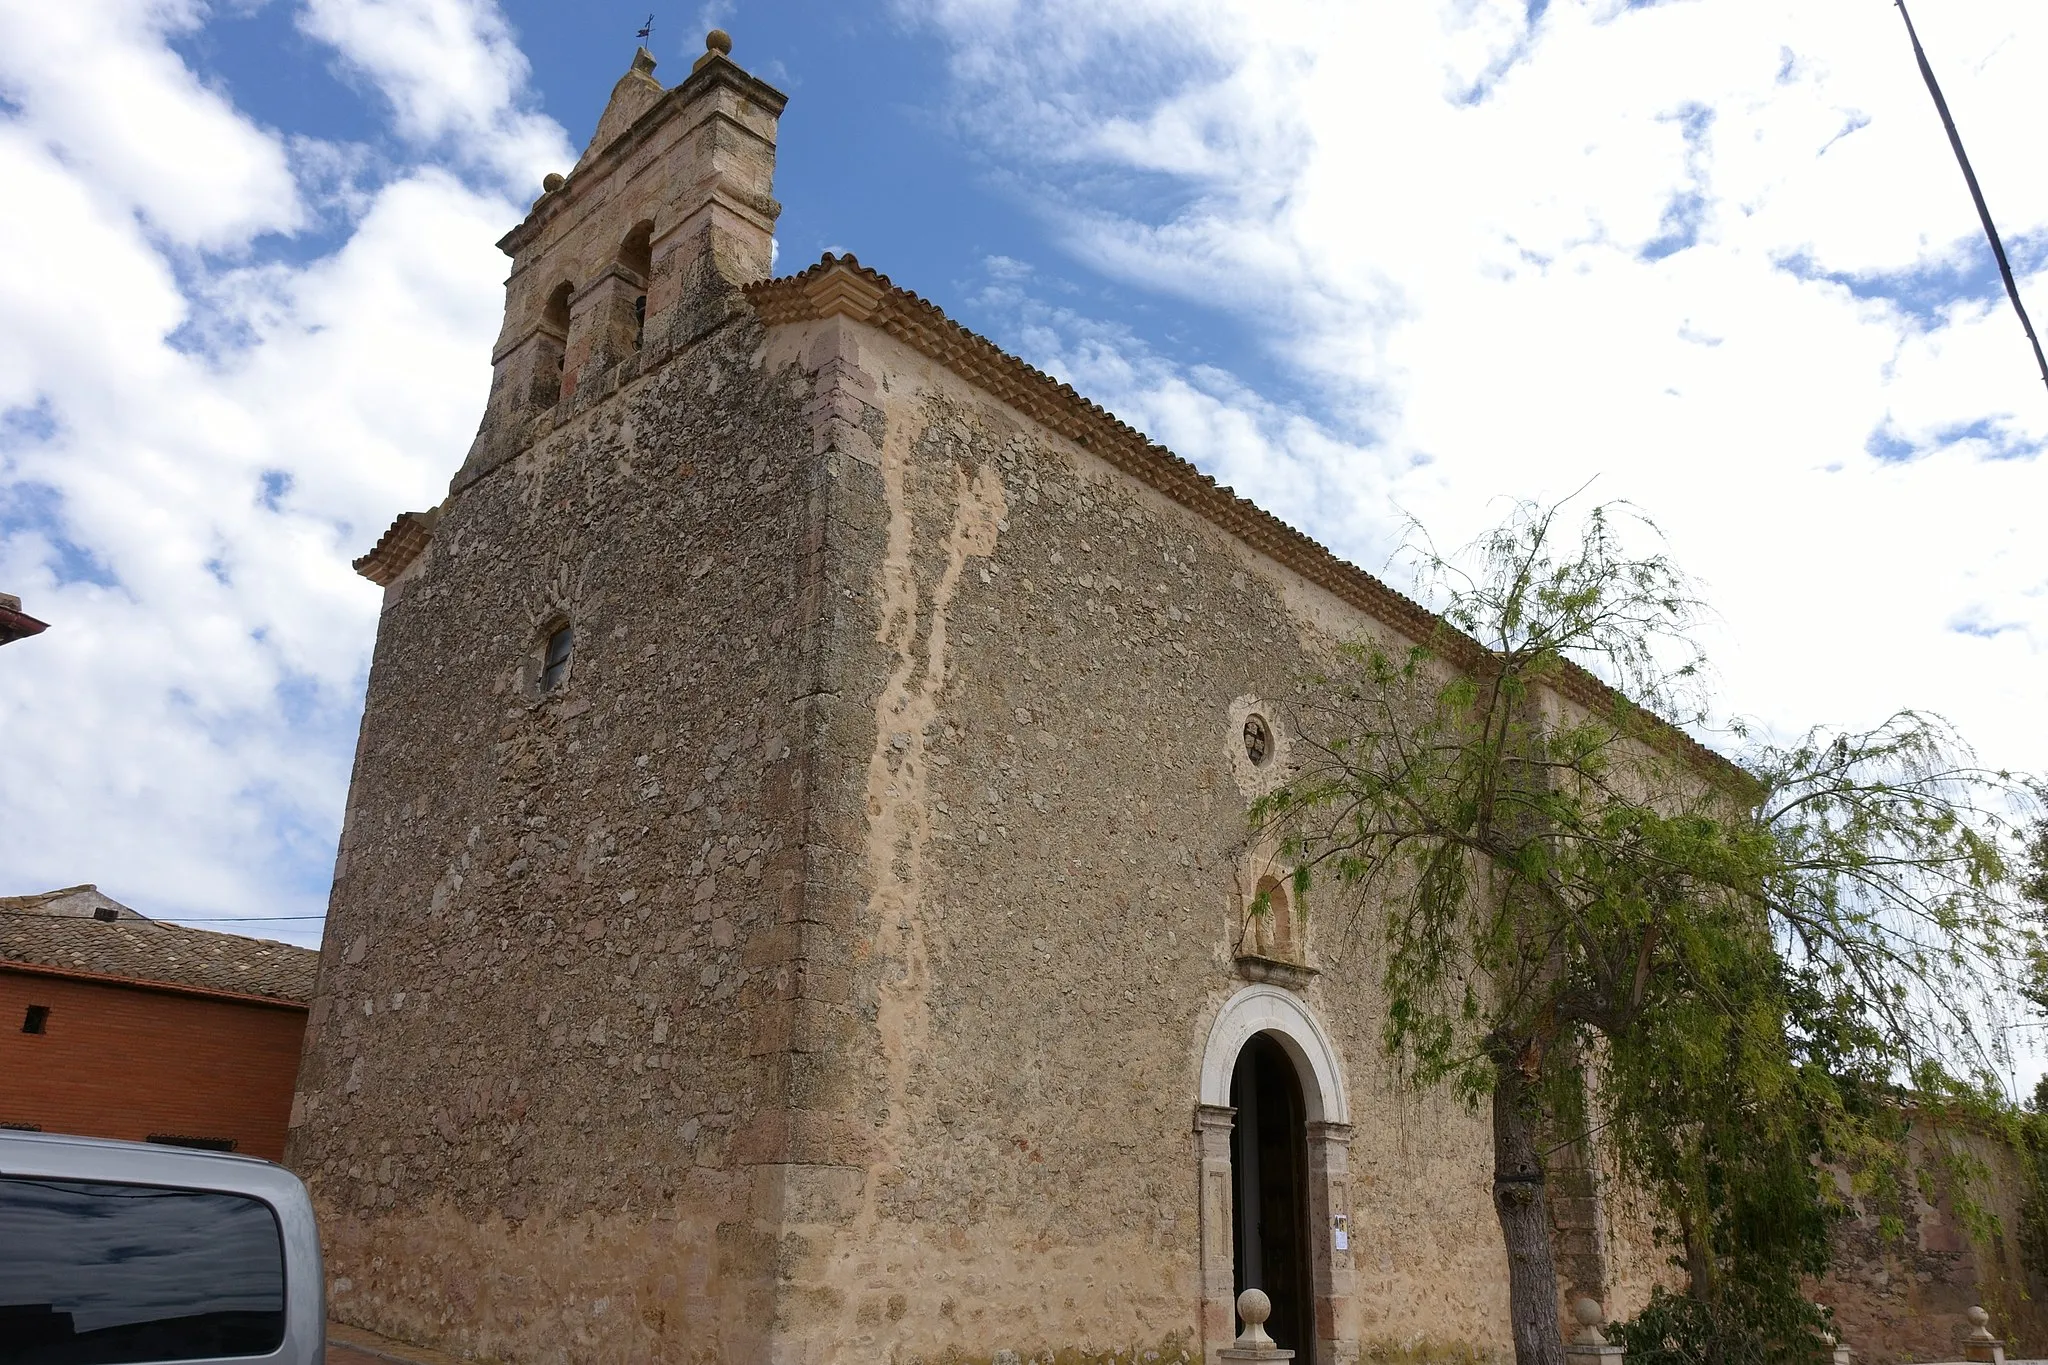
left=746, top=253, right=1746, bottom=790
left=0, top=594, right=48, bottom=643
left=353, top=509, right=440, bottom=587
left=499, top=55, right=788, bottom=260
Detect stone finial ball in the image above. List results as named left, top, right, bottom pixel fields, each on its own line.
left=1574, top=1298, right=1604, bottom=1329
left=1969, top=1307, right=1990, bottom=1328
left=705, top=29, right=733, bottom=55
left=1236, top=1288, right=1273, bottom=1326
left=541, top=173, right=565, bottom=193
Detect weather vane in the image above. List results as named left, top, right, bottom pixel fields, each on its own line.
left=635, top=12, right=654, bottom=45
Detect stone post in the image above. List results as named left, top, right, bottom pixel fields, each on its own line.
left=1964, top=1306, right=2006, bottom=1365
left=1815, top=1314, right=1852, bottom=1365
left=1196, top=1104, right=1239, bottom=1362
left=1565, top=1298, right=1626, bottom=1365
left=561, top=263, right=650, bottom=401
left=645, top=31, right=785, bottom=349
left=1220, top=1288, right=1295, bottom=1363
left=1306, top=1120, right=1358, bottom=1365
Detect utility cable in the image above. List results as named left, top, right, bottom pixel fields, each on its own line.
left=1893, top=0, right=2048, bottom=396
left=0, top=909, right=323, bottom=922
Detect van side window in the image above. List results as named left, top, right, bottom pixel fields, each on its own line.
left=0, top=1177, right=286, bottom=1362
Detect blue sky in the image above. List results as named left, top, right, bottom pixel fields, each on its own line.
left=158, top=1, right=1304, bottom=398
left=0, top=0, right=2043, bottom=1080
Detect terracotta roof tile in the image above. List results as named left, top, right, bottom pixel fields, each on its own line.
left=0, top=907, right=318, bottom=1005
left=0, top=590, right=49, bottom=644
left=354, top=509, right=440, bottom=587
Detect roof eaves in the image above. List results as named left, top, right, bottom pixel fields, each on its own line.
left=0, top=602, right=50, bottom=643
left=353, top=509, right=441, bottom=587
left=0, top=915, right=321, bottom=1004
left=0, top=957, right=312, bottom=1011
left=744, top=253, right=1746, bottom=789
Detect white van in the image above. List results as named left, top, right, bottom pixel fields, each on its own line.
left=0, top=1130, right=324, bottom=1365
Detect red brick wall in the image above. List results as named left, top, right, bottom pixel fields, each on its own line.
left=0, top=968, right=307, bottom=1161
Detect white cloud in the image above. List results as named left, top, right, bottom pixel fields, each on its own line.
left=0, top=0, right=302, bottom=248
left=298, top=0, right=572, bottom=188
left=912, top=0, right=2048, bottom=785
left=0, top=0, right=562, bottom=941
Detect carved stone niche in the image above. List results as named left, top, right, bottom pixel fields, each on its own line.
left=1232, top=851, right=1317, bottom=993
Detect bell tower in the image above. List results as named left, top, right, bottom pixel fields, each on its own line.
left=298, top=32, right=816, bottom=1361
left=454, top=30, right=786, bottom=492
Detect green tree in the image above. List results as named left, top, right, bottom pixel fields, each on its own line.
left=1255, top=500, right=2036, bottom=1365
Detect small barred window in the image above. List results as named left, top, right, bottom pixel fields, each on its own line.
left=541, top=624, right=574, bottom=693
left=1243, top=714, right=1271, bottom=765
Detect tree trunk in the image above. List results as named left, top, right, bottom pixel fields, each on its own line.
left=1494, top=1056, right=1567, bottom=1365
left=1677, top=1205, right=1724, bottom=1365
left=1677, top=1204, right=1715, bottom=1304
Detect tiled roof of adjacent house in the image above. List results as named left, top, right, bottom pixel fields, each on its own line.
left=0, top=884, right=149, bottom=921
left=745, top=253, right=1746, bottom=789
left=0, top=894, right=318, bottom=1005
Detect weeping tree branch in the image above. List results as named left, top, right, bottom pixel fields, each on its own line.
left=1255, top=497, right=2039, bottom=1365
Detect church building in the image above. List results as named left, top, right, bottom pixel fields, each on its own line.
left=287, top=31, right=1669, bottom=1363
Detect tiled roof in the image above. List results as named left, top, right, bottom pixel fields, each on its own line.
left=0, top=591, right=49, bottom=644
left=353, top=508, right=440, bottom=586
left=745, top=253, right=1746, bottom=788
left=0, top=901, right=318, bottom=1005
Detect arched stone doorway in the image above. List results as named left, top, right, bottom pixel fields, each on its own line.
left=1196, top=985, right=1356, bottom=1364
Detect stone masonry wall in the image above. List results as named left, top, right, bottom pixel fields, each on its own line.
left=288, top=308, right=823, bottom=1363
left=1818, top=1124, right=2048, bottom=1365
left=752, top=316, right=1671, bottom=1364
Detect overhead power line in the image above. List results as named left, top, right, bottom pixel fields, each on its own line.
left=153, top=915, right=326, bottom=922
left=1892, top=0, right=2048, bottom=396
left=0, top=910, right=324, bottom=922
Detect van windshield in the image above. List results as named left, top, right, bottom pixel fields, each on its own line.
left=0, top=1177, right=285, bottom=1364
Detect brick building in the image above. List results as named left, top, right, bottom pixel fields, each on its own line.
left=1, top=885, right=317, bottom=1161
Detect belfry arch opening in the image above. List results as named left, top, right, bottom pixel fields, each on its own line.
left=541, top=280, right=573, bottom=335
left=1231, top=1032, right=1313, bottom=1355
left=618, top=221, right=653, bottom=350
left=617, top=220, right=653, bottom=278
left=535, top=280, right=573, bottom=408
